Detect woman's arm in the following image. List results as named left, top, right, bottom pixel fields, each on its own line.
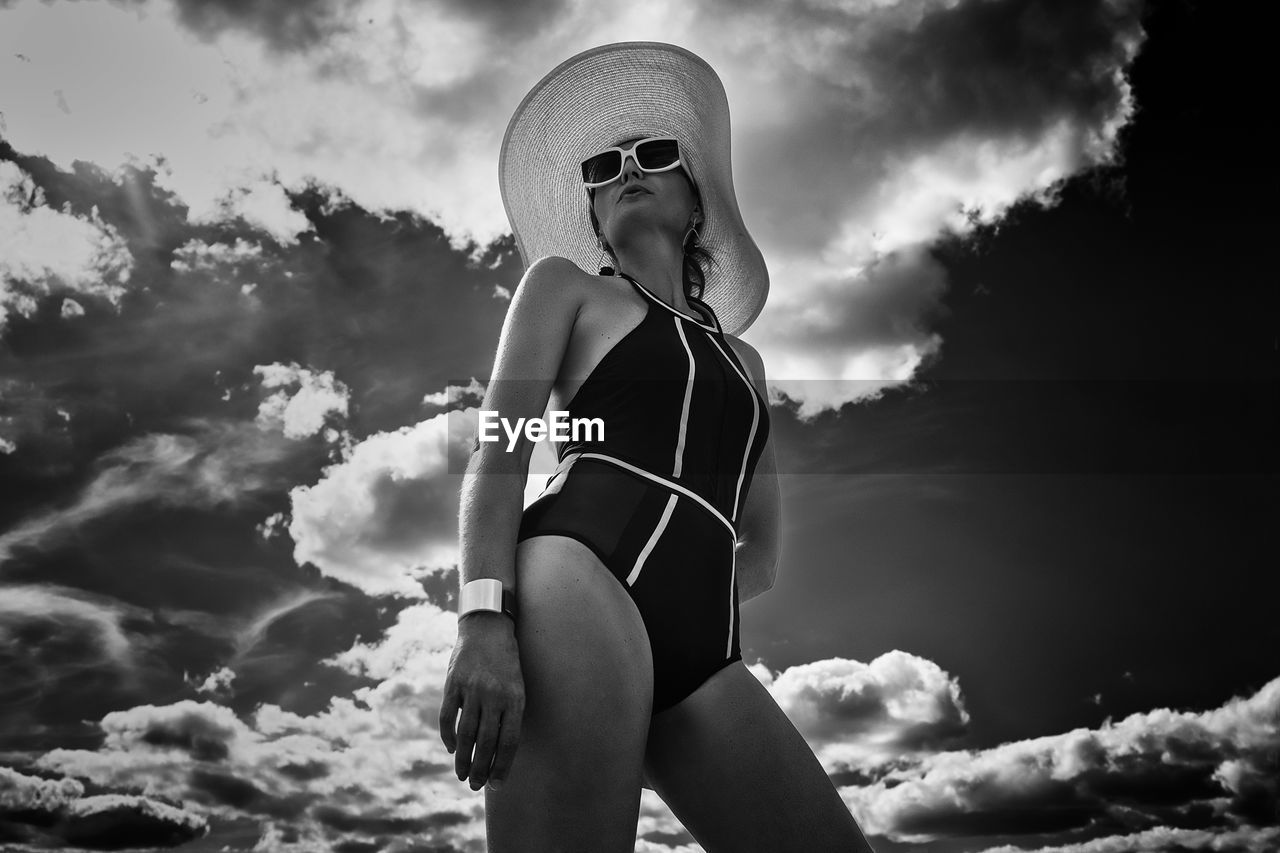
left=440, top=255, right=584, bottom=791
left=456, top=254, right=583, bottom=609
left=725, top=336, right=780, bottom=603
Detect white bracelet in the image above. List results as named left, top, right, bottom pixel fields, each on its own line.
left=458, top=578, right=516, bottom=622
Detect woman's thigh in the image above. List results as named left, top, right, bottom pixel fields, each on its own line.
left=485, top=534, right=654, bottom=853
left=643, top=661, right=876, bottom=853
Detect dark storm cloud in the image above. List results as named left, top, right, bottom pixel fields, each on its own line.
left=761, top=247, right=950, bottom=384
left=140, top=724, right=231, bottom=763
left=401, top=758, right=451, bottom=779
left=433, top=0, right=566, bottom=36
left=276, top=758, right=330, bottom=781
left=333, top=840, right=383, bottom=853
left=189, top=769, right=311, bottom=819
left=60, top=794, right=208, bottom=849
left=863, top=0, right=1144, bottom=138
left=165, top=0, right=362, bottom=52
left=1, top=143, right=508, bottom=846
left=0, top=142, right=514, bottom=620
left=711, top=0, right=1145, bottom=254
left=0, top=585, right=160, bottom=754
left=313, top=803, right=467, bottom=834
left=980, top=824, right=1280, bottom=853
left=0, top=149, right=517, bottom=471
left=0, top=766, right=206, bottom=850
left=95, top=0, right=567, bottom=54
left=0, top=419, right=300, bottom=565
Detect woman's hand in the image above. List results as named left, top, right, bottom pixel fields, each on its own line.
left=438, top=613, right=525, bottom=791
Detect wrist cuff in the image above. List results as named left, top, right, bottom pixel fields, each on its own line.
left=458, top=578, right=517, bottom=622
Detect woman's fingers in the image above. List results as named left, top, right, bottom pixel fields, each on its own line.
left=487, top=705, right=523, bottom=790
left=438, top=681, right=460, bottom=754
left=467, top=710, right=503, bottom=790
left=454, top=700, right=480, bottom=782
left=454, top=689, right=524, bottom=789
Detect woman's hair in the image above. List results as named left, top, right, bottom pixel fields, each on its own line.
left=588, top=169, right=718, bottom=302
left=682, top=238, right=715, bottom=303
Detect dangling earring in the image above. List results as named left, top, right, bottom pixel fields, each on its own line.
left=683, top=222, right=702, bottom=250
left=597, top=242, right=614, bottom=276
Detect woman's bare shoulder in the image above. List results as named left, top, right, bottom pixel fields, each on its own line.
left=520, top=254, right=591, bottom=287
left=522, top=255, right=633, bottom=313
left=511, top=256, right=596, bottom=319
left=723, top=334, right=766, bottom=384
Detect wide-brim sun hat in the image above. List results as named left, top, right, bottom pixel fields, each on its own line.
left=499, top=41, right=769, bottom=337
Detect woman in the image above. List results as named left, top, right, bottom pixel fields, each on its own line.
left=440, top=42, right=876, bottom=852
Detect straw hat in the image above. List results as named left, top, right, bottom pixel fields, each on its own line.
left=498, top=41, right=768, bottom=337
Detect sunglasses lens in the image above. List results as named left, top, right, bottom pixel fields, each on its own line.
left=582, top=150, right=621, bottom=185
left=637, top=139, right=680, bottom=170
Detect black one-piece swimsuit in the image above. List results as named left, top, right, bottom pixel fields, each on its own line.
left=516, top=271, right=771, bottom=713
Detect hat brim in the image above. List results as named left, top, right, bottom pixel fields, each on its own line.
left=499, top=41, right=768, bottom=337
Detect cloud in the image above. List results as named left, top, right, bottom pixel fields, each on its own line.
left=0, top=149, right=509, bottom=473
left=762, top=247, right=949, bottom=417
left=0, top=160, right=132, bottom=333
left=977, top=824, right=1280, bottom=853
left=23, top=609, right=1272, bottom=853
left=169, top=235, right=265, bottom=274
left=59, top=296, right=85, bottom=318
left=162, top=0, right=569, bottom=50
left=0, top=584, right=136, bottom=670
left=325, top=601, right=458, bottom=739
left=0, top=0, right=501, bottom=247
left=0, top=584, right=149, bottom=732
left=162, top=0, right=362, bottom=54
left=633, top=650, right=969, bottom=848
left=253, top=361, right=351, bottom=443
left=0, top=418, right=296, bottom=564
left=23, top=604, right=478, bottom=848
left=703, top=0, right=1143, bottom=254
left=843, top=675, right=1280, bottom=843
left=0, top=766, right=206, bottom=850
left=760, top=650, right=969, bottom=769
left=60, top=793, right=209, bottom=848
left=0, top=375, right=69, bottom=465
left=637, top=788, right=701, bottom=852
left=1, top=0, right=1145, bottom=414
left=421, top=377, right=485, bottom=409
left=99, top=700, right=246, bottom=762
left=0, top=765, right=84, bottom=812
left=34, top=647, right=487, bottom=851
left=285, top=412, right=474, bottom=597
left=191, top=665, right=236, bottom=697
left=690, top=0, right=1144, bottom=407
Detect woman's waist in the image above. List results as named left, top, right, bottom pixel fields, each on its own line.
left=547, top=449, right=737, bottom=537
left=557, top=433, right=748, bottom=477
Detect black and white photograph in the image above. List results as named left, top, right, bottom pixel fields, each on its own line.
left=0, top=0, right=1274, bottom=851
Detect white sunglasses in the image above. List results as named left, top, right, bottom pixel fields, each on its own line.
left=580, top=137, right=685, bottom=189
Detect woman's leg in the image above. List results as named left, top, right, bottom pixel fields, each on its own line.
left=644, top=661, right=876, bottom=853
left=485, top=534, right=654, bottom=853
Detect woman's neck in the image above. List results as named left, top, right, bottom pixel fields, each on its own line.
left=611, top=238, right=691, bottom=315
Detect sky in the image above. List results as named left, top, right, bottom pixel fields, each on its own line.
left=0, top=0, right=1275, bottom=852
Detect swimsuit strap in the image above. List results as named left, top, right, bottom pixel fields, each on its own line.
left=615, top=271, right=720, bottom=332
left=687, top=292, right=723, bottom=330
